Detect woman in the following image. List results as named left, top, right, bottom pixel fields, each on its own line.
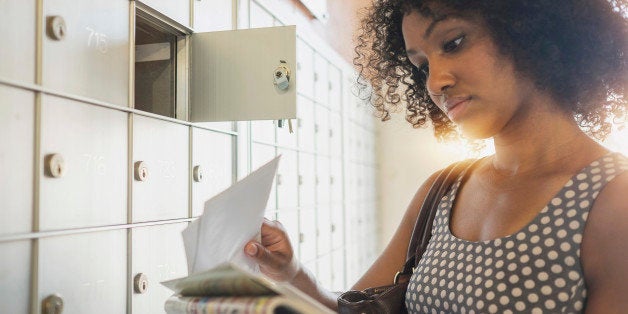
left=244, top=0, right=628, bottom=312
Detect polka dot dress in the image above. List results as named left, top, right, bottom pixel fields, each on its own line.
left=405, top=153, right=627, bottom=314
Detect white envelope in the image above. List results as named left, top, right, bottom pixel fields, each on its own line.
left=182, top=155, right=281, bottom=274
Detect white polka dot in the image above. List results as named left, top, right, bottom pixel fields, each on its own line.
left=528, top=224, right=539, bottom=232
left=499, top=295, right=510, bottom=305
left=558, top=292, right=569, bottom=302
left=496, top=271, right=505, bottom=280
left=509, top=274, right=520, bottom=284
left=566, top=200, right=576, bottom=208
left=466, top=296, right=473, bottom=306
left=579, top=200, right=590, bottom=208
left=605, top=168, right=616, bottom=175
left=495, top=249, right=504, bottom=258
left=555, top=278, right=566, bottom=288
left=553, top=208, right=564, bottom=216
left=486, top=291, right=495, bottom=301
left=540, top=216, right=551, bottom=225
left=557, top=229, right=567, bottom=238
left=520, top=254, right=530, bottom=264
left=532, top=246, right=542, bottom=255
left=478, top=277, right=492, bottom=289
left=541, top=285, right=553, bottom=295
left=544, top=238, right=555, bottom=247
left=545, top=299, right=556, bottom=310
left=569, top=271, right=580, bottom=281
left=524, top=279, right=535, bottom=289
left=497, top=283, right=507, bottom=292
left=560, top=242, right=571, bottom=252
left=565, top=179, right=574, bottom=187
left=505, top=241, right=515, bottom=249
left=475, top=256, right=483, bottom=263
left=484, top=257, right=493, bottom=267
left=543, top=227, right=552, bottom=235
left=474, top=288, right=483, bottom=297
left=518, top=243, right=528, bottom=252
left=551, top=264, right=563, bottom=274
left=488, top=304, right=497, bottom=312
left=574, top=300, right=584, bottom=310
left=528, top=293, right=539, bottom=303
left=566, top=209, right=577, bottom=217
left=484, top=268, right=494, bottom=277
left=457, top=283, right=464, bottom=291
left=477, top=300, right=484, bottom=310
left=484, top=247, right=493, bottom=255
left=515, top=301, right=526, bottom=311
left=507, top=263, right=518, bottom=272
left=550, top=198, right=562, bottom=206
left=474, top=277, right=482, bottom=285
left=579, top=192, right=589, bottom=199
left=565, top=190, right=576, bottom=198
left=565, top=256, right=576, bottom=267
left=578, top=182, right=589, bottom=191
left=522, top=266, right=532, bottom=276
left=576, top=173, right=587, bottom=180
left=506, top=252, right=516, bottom=260
left=538, top=272, right=549, bottom=282
left=495, top=260, right=504, bottom=269
left=534, top=259, right=546, bottom=268
left=554, top=218, right=565, bottom=227
left=592, top=175, right=602, bottom=182
left=548, top=250, right=559, bottom=260
left=573, top=233, right=583, bottom=244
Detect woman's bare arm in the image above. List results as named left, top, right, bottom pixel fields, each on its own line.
left=351, top=171, right=441, bottom=290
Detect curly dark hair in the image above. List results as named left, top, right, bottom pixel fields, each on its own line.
left=354, top=0, right=628, bottom=141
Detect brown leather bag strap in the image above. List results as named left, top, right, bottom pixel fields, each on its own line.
left=397, top=159, right=477, bottom=279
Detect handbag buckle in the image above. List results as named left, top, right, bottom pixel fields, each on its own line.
left=393, top=271, right=402, bottom=284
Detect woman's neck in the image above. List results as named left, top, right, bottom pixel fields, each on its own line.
left=490, top=99, right=606, bottom=176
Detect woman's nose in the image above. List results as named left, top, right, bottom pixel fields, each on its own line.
left=425, top=60, right=455, bottom=98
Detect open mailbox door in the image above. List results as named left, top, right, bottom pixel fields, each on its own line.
left=190, top=25, right=296, bottom=122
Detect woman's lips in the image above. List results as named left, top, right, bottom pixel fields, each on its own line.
left=443, top=96, right=472, bottom=121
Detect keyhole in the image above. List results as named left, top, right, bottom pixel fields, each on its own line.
left=57, top=164, right=62, bottom=174
left=58, top=26, right=65, bottom=37
left=275, top=71, right=282, bottom=78
left=141, top=281, right=147, bottom=290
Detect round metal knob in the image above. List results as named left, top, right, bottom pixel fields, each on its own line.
left=46, top=16, right=66, bottom=41
left=42, top=294, right=64, bottom=314
left=45, top=154, right=66, bottom=178
left=193, top=165, right=204, bottom=182
left=134, top=273, right=148, bottom=294
left=134, top=161, right=148, bottom=181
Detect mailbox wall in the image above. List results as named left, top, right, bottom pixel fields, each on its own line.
left=0, top=0, right=379, bottom=313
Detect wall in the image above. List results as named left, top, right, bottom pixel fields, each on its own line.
left=0, top=0, right=379, bottom=313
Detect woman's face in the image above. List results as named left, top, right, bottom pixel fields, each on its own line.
left=401, top=10, right=537, bottom=139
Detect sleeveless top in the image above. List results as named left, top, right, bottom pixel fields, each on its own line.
left=405, top=152, right=628, bottom=314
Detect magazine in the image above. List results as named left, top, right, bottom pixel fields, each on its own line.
left=162, top=263, right=335, bottom=314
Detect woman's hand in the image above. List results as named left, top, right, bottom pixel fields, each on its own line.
left=244, top=218, right=300, bottom=283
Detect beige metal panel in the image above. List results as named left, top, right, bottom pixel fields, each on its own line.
left=251, top=143, right=277, bottom=211
left=42, top=0, right=129, bottom=106
left=0, top=241, right=30, bottom=314
left=0, top=86, right=34, bottom=235
left=132, top=223, right=188, bottom=314
left=0, top=0, right=35, bottom=83
left=276, top=148, right=297, bottom=209
left=317, top=203, right=331, bottom=254
left=313, top=53, right=329, bottom=104
left=140, top=0, right=190, bottom=27
left=330, top=159, right=343, bottom=205
left=297, top=96, right=315, bottom=151
left=193, top=0, right=232, bottom=32
left=331, top=204, right=344, bottom=250
left=39, top=230, right=126, bottom=313
left=190, top=26, right=296, bottom=122
left=40, top=95, right=127, bottom=230
left=297, top=152, right=315, bottom=207
left=191, top=128, right=234, bottom=217
left=296, top=38, right=314, bottom=99
left=132, top=115, right=189, bottom=222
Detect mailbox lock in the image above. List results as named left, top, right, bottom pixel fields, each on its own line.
left=134, top=161, right=149, bottom=181
left=42, top=294, right=64, bottom=314
left=193, top=165, right=204, bottom=182
left=134, top=273, right=149, bottom=294
left=46, top=16, right=66, bottom=41
left=45, top=154, right=66, bottom=178
left=273, top=60, right=291, bottom=91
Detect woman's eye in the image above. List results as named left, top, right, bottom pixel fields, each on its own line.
left=443, top=35, right=464, bottom=53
